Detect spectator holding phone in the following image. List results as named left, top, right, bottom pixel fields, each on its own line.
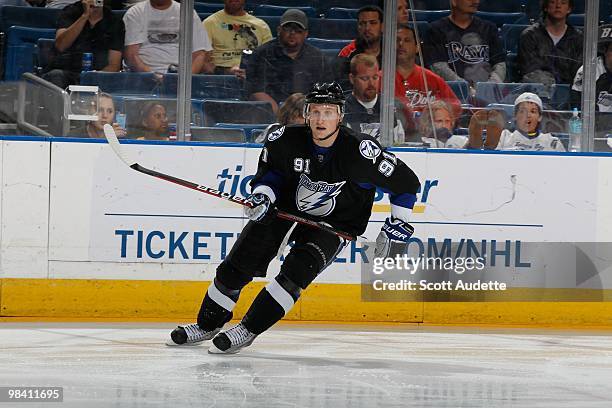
left=42, top=0, right=125, bottom=89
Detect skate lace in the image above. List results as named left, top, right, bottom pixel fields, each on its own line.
left=184, top=323, right=207, bottom=342
left=225, top=323, right=253, bottom=346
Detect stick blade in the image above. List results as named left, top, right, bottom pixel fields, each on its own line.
left=104, top=124, right=136, bottom=167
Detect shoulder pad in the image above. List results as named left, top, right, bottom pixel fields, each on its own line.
left=266, top=125, right=286, bottom=142
left=357, top=137, right=383, bottom=164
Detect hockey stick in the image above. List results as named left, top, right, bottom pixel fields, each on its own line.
left=103, top=124, right=355, bottom=241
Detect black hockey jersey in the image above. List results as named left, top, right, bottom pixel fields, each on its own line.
left=250, top=125, right=421, bottom=237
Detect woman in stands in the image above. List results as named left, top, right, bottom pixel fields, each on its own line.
left=255, top=93, right=305, bottom=143
left=417, top=100, right=467, bottom=148
left=136, top=102, right=169, bottom=140
left=69, top=92, right=126, bottom=138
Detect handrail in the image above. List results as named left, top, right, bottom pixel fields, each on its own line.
left=18, top=73, right=70, bottom=137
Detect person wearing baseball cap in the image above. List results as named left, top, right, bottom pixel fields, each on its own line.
left=493, top=92, right=565, bottom=151
left=246, top=8, right=333, bottom=113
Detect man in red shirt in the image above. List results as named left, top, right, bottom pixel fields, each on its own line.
left=395, top=24, right=462, bottom=119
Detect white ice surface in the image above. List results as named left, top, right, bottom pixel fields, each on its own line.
left=1, top=323, right=611, bottom=407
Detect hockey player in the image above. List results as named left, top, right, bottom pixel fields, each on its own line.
left=167, top=82, right=421, bottom=353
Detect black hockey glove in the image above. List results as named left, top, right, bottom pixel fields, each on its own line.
left=375, top=217, right=414, bottom=258
left=245, top=193, right=276, bottom=224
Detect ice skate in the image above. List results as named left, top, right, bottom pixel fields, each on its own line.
left=166, top=323, right=220, bottom=346
left=208, top=323, right=257, bottom=354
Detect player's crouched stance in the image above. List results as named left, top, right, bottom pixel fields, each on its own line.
left=168, top=82, right=421, bottom=353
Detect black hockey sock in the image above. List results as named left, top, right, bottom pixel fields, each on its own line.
left=242, top=275, right=301, bottom=335
left=197, top=278, right=241, bottom=331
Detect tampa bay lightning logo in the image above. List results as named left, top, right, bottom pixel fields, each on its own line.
left=296, top=174, right=346, bottom=217
left=267, top=126, right=285, bottom=142
left=359, top=139, right=381, bottom=163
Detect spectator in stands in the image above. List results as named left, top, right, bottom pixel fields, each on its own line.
left=518, top=0, right=583, bottom=87
left=203, top=0, right=272, bottom=78
left=134, top=101, right=169, bottom=140
left=343, top=53, right=406, bottom=142
left=572, top=24, right=612, bottom=113
left=124, top=0, right=214, bottom=75
left=418, top=100, right=467, bottom=148
left=70, top=92, right=126, bottom=139
left=277, top=93, right=306, bottom=125
left=343, top=53, right=381, bottom=132
left=482, top=92, right=566, bottom=151
left=246, top=9, right=331, bottom=113
left=337, top=6, right=384, bottom=86
left=398, top=0, right=409, bottom=24
left=255, top=93, right=305, bottom=143
left=426, top=0, right=505, bottom=92
left=395, top=25, right=462, bottom=119
left=42, top=0, right=125, bottom=89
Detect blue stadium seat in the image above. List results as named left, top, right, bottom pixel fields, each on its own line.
left=0, top=6, right=61, bottom=32
left=506, top=52, right=520, bottom=82
left=567, top=14, right=584, bottom=26
left=418, top=0, right=452, bottom=10
left=325, top=7, right=358, bottom=19
left=161, top=73, right=242, bottom=100
left=475, top=11, right=528, bottom=27
left=410, top=21, right=430, bottom=42
left=80, top=72, right=161, bottom=96
left=258, top=15, right=282, bottom=35
left=550, top=84, right=571, bottom=110
left=122, top=97, right=205, bottom=129
left=478, top=0, right=525, bottom=13
left=306, top=37, right=351, bottom=49
left=447, top=80, right=470, bottom=105
left=202, top=100, right=274, bottom=126
left=197, top=13, right=212, bottom=21
left=247, top=0, right=320, bottom=9
left=191, top=126, right=246, bottom=143
left=194, top=2, right=223, bottom=14
left=411, top=9, right=450, bottom=22
left=501, top=24, right=529, bottom=54
left=111, top=10, right=126, bottom=19
left=35, top=38, right=55, bottom=74
left=309, top=18, right=356, bottom=40
left=475, top=82, right=546, bottom=106
left=316, top=0, right=375, bottom=14
left=254, top=5, right=317, bottom=18
left=214, top=122, right=269, bottom=142
left=4, top=26, right=55, bottom=81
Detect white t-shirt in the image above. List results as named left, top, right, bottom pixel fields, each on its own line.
left=124, top=0, right=212, bottom=73
left=422, top=135, right=468, bottom=149
left=496, top=129, right=566, bottom=152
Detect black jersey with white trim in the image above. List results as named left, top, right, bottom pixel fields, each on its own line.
left=251, top=124, right=421, bottom=237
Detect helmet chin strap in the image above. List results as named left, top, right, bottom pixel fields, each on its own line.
left=310, top=120, right=341, bottom=142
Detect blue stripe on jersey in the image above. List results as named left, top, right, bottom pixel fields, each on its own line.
left=252, top=170, right=284, bottom=198
left=356, top=182, right=376, bottom=190
left=390, top=192, right=417, bottom=209
left=356, top=183, right=417, bottom=209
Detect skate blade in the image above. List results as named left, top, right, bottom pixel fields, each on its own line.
left=208, top=343, right=240, bottom=354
